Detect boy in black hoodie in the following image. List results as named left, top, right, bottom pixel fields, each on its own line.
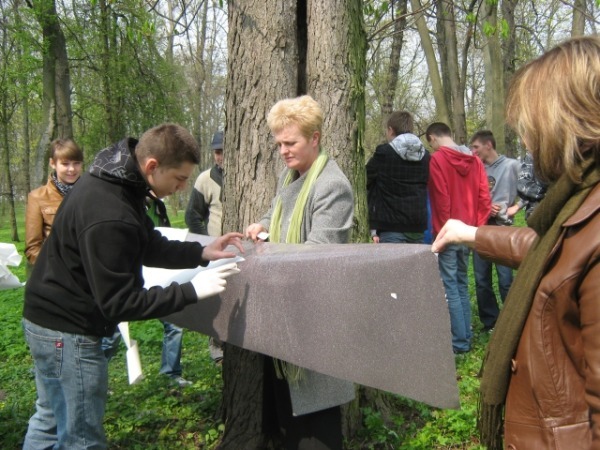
left=22, top=123, right=242, bottom=450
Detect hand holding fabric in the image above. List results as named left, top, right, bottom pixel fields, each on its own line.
left=190, top=262, right=240, bottom=300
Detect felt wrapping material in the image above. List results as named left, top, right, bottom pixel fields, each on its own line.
left=164, top=234, right=459, bottom=409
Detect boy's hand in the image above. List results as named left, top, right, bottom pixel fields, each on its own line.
left=202, top=232, right=244, bottom=261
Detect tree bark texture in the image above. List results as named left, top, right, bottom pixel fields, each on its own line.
left=411, top=0, right=451, bottom=126
left=221, top=0, right=367, bottom=447
left=30, top=0, right=73, bottom=185
left=481, top=0, right=506, bottom=153
left=381, top=0, right=407, bottom=122
left=501, top=0, right=518, bottom=157
left=306, top=0, right=368, bottom=242
left=440, top=0, right=467, bottom=144
left=220, top=1, right=297, bottom=448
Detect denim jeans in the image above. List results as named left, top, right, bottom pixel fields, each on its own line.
left=437, top=244, right=472, bottom=353
left=378, top=231, right=425, bottom=244
left=101, top=320, right=184, bottom=378
left=23, top=319, right=108, bottom=450
left=472, top=251, right=514, bottom=330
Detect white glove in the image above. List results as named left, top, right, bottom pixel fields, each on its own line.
left=190, top=263, right=240, bottom=300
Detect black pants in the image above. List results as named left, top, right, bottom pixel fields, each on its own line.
left=262, top=357, right=343, bottom=450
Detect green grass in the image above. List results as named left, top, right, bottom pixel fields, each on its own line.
left=0, top=203, right=524, bottom=449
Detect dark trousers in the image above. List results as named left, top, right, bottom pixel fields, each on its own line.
left=473, top=250, right=513, bottom=329
left=263, top=357, right=343, bottom=450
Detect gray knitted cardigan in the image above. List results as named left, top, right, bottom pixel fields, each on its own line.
left=259, top=159, right=356, bottom=415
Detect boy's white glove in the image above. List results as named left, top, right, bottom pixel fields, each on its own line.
left=190, top=263, right=240, bottom=300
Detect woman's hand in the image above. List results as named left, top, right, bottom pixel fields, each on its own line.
left=245, top=223, right=267, bottom=242
left=431, top=219, right=477, bottom=253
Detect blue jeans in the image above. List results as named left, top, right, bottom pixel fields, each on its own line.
left=101, top=320, right=184, bottom=377
left=473, top=251, right=514, bottom=330
left=378, top=231, right=424, bottom=244
left=23, top=319, right=108, bottom=450
left=437, top=245, right=472, bottom=353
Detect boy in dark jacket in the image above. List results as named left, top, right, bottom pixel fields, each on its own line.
left=366, top=111, right=430, bottom=243
left=22, top=123, right=243, bottom=450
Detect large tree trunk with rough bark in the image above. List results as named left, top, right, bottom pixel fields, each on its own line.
left=219, top=0, right=367, bottom=448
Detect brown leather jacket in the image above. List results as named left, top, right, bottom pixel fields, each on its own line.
left=475, top=182, right=600, bottom=449
left=25, top=178, right=63, bottom=265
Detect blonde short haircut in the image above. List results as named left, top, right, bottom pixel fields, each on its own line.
left=267, top=95, right=323, bottom=140
left=135, top=123, right=200, bottom=168
left=506, top=36, right=600, bottom=183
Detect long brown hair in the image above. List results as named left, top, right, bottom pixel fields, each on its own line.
left=506, top=36, right=600, bottom=183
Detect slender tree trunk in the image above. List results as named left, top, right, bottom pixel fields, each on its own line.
left=481, top=0, right=506, bottom=152
left=31, top=0, right=73, bottom=141
left=501, top=0, right=518, bottom=157
left=381, top=0, right=407, bottom=123
left=1, top=94, right=19, bottom=242
left=571, top=0, right=586, bottom=37
left=410, top=0, right=450, bottom=126
left=439, top=0, right=467, bottom=144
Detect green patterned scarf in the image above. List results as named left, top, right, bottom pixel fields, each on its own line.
left=269, top=151, right=328, bottom=384
left=478, top=156, right=600, bottom=449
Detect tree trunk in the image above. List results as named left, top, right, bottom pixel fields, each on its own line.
left=220, top=0, right=367, bottom=447
left=571, top=0, right=586, bottom=37
left=220, top=1, right=297, bottom=447
left=1, top=91, right=19, bottom=242
left=439, top=0, right=467, bottom=144
left=410, top=0, right=451, bottom=126
left=481, top=0, right=506, bottom=153
left=501, top=0, right=518, bottom=157
left=30, top=0, right=73, bottom=146
left=381, top=0, right=407, bottom=124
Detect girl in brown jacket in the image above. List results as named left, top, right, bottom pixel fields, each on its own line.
left=25, top=139, right=83, bottom=265
left=433, top=36, right=600, bottom=449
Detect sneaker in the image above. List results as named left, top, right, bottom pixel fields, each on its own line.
left=170, top=376, right=193, bottom=387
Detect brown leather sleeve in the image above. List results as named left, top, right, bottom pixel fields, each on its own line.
left=25, top=192, right=44, bottom=265
left=474, top=225, right=537, bottom=269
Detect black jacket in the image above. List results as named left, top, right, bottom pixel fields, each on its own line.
left=366, top=133, right=430, bottom=233
left=24, top=138, right=205, bottom=337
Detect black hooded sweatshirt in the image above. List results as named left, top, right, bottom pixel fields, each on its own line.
left=24, top=138, right=205, bottom=337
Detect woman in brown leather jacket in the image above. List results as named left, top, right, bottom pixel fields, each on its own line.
left=432, top=36, right=600, bottom=450
left=25, top=139, right=83, bottom=265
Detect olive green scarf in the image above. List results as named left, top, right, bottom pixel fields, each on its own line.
left=269, top=151, right=329, bottom=384
left=478, top=157, right=600, bottom=449
left=270, top=152, right=329, bottom=244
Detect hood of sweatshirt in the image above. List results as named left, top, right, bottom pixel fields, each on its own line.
left=389, top=133, right=427, bottom=161
left=437, top=145, right=476, bottom=176
left=88, top=138, right=148, bottom=191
